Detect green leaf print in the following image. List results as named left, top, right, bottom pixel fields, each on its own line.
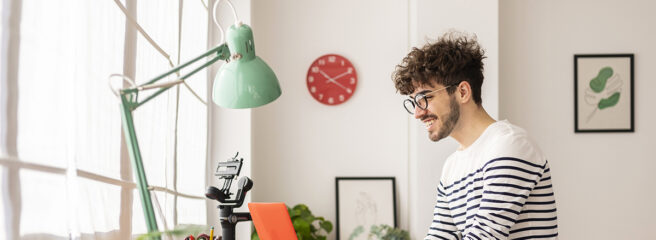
left=598, top=92, right=620, bottom=110
left=589, top=67, right=613, bottom=93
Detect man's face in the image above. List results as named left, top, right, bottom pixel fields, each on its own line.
left=410, top=84, right=460, bottom=142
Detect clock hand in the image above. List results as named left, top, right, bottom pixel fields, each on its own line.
left=331, top=71, right=351, bottom=81
left=319, top=69, right=350, bottom=91
left=327, top=78, right=348, bottom=90
left=318, top=70, right=334, bottom=80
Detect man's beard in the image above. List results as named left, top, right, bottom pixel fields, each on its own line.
left=430, top=95, right=460, bottom=142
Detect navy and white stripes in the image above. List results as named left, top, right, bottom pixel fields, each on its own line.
left=427, top=157, right=557, bottom=240
left=426, top=121, right=557, bottom=240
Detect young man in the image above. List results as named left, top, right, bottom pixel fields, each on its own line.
left=393, top=32, right=558, bottom=239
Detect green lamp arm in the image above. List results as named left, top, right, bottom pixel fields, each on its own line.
left=120, top=43, right=231, bottom=110
left=117, top=43, right=230, bottom=237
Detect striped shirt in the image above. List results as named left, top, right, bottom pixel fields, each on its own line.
left=426, top=120, right=558, bottom=240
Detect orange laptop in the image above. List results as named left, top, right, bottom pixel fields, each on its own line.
left=248, top=203, right=298, bottom=240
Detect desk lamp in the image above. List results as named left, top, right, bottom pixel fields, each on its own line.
left=109, top=0, right=280, bottom=239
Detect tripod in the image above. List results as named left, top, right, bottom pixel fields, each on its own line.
left=205, top=153, right=253, bottom=240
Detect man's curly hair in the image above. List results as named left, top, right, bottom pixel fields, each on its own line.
left=392, top=31, right=486, bottom=105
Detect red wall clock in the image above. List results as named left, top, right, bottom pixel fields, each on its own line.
left=306, top=54, right=357, bottom=105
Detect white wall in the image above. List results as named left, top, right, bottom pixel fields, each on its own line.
left=204, top=0, right=656, bottom=239
left=409, top=1, right=499, bottom=240
left=249, top=1, right=500, bottom=240
left=251, top=1, right=409, bottom=239
left=500, top=0, right=656, bottom=239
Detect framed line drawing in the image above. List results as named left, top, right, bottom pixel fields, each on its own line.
left=574, top=54, right=634, bottom=132
left=335, top=177, right=397, bottom=240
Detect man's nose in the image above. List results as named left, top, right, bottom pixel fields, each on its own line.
left=414, top=106, right=426, bottom=119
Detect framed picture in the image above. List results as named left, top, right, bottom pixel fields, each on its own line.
left=574, top=54, right=634, bottom=132
left=335, top=177, right=396, bottom=240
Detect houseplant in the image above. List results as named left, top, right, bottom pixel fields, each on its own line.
left=348, top=224, right=410, bottom=240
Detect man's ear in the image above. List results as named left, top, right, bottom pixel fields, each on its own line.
left=456, top=81, right=472, bottom=104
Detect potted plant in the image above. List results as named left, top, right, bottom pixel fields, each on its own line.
left=348, top=224, right=410, bottom=240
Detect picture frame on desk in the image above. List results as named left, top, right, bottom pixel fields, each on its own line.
left=335, top=177, right=397, bottom=240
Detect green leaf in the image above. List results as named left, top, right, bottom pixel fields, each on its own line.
left=320, top=221, right=333, bottom=232
left=290, top=208, right=302, bottom=218
left=589, top=67, right=613, bottom=93
left=251, top=226, right=260, bottom=240
left=302, top=215, right=315, bottom=224
left=251, top=232, right=260, bottom=240
left=293, top=218, right=311, bottom=236
left=348, top=225, right=365, bottom=240
left=366, top=224, right=410, bottom=240
left=293, top=204, right=309, bottom=212
left=300, top=210, right=312, bottom=219
left=283, top=204, right=332, bottom=240
left=598, top=91, right=620, bottom=109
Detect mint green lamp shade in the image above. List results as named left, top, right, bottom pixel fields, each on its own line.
left=212, top=23, right=282, bottom=109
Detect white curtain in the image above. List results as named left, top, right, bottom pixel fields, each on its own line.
left=1, top=0, right=211, bottom=239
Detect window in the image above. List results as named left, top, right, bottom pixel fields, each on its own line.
left=1, top=0, right=211, bottom=238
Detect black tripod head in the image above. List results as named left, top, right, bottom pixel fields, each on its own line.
left=205, top=152, right=252, bottom=208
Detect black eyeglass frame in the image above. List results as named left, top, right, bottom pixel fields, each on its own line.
left=403, top=85, right=455, bottom=114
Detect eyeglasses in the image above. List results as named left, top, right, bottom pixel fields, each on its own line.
left=403, top=85, right=454, bottom=114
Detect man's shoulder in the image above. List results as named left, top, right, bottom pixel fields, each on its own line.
left=488, top=120, right=527, bottom=137
left=482, top=120, right=546, bottom=165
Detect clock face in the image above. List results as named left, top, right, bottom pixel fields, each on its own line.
left=306, top=54, right=357, bottom=105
